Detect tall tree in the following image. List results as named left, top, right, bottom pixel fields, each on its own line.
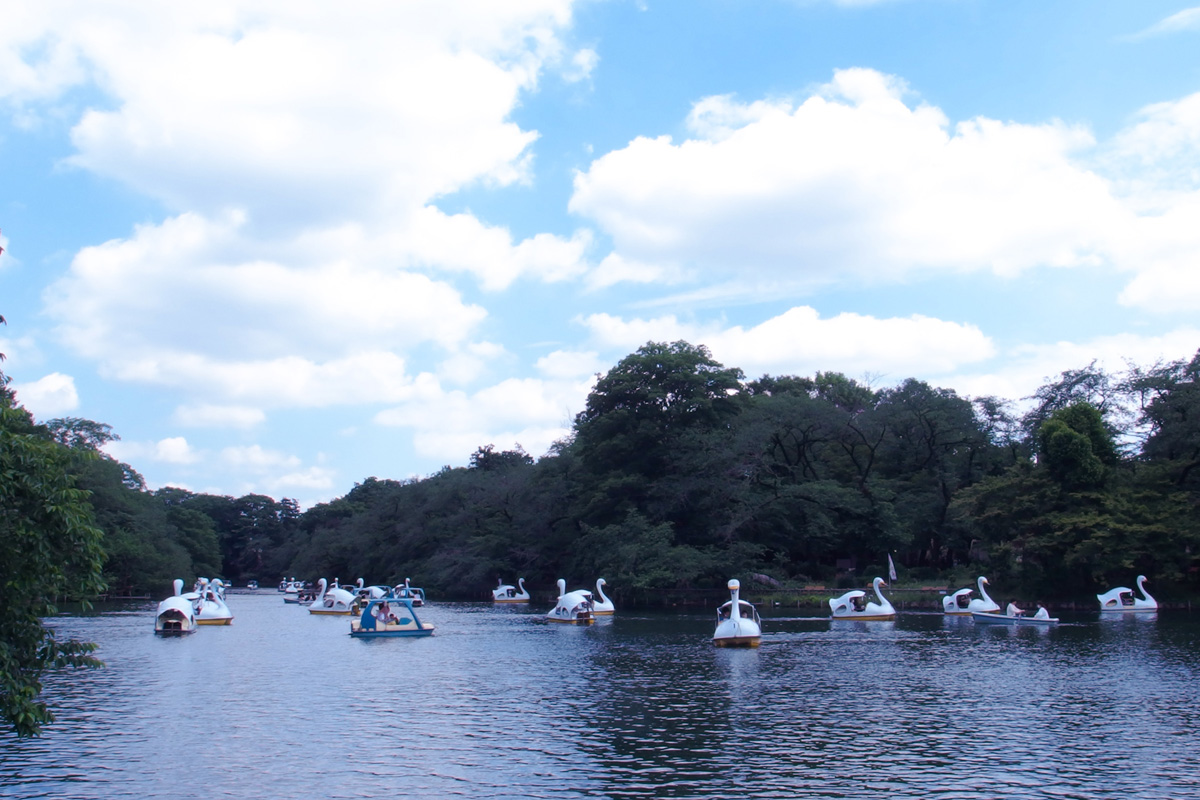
left=1, top=389, right=106, bottom=737
left=572, top=341, right=745, bottom=523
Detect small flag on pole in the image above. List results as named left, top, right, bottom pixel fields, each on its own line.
left=888, top=553, right=898, bottom=582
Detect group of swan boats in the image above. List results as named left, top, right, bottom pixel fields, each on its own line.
left=155, top=576, right=435, bottom=638
left=153, top=578, right=235, bottom=634
left=157, top=571, right=1161, bottom=645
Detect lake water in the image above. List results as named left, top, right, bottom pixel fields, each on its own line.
left=3, top=591, right=1199, bottom=799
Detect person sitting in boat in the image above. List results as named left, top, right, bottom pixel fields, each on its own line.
left=374, top=602, right=398, bottom=625
left=851, top=594, right=867, bottom=612
left=1034, top=604, right=1050, bottom=620
left=1006, top=602, right=1025, bottom=617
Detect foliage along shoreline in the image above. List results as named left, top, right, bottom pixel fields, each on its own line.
left=15, top=341, right=1200, bottom=606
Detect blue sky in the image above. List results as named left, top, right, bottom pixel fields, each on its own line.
left=3, top=0, right=1200, bottom=507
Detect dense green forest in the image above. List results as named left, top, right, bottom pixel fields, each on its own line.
left=21, top=341, right=1200, bottom=604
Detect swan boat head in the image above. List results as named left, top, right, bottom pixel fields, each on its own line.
left=967, top=576, right=1001, bottom=613
left=593, top=578, right=615, bottom=615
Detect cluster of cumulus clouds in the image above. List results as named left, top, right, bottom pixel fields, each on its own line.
left=2, top=1, right=1199, bottom=498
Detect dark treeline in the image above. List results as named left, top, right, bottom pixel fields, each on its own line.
left=42, top=342, right=1200, bottom=604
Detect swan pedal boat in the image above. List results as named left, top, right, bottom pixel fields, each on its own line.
left=155, top=579, right=198, bottom=635
left=546, top=579, right=595, bottom=625
left=713, top=579, right=762, bottom=648
left=971, top=610, right=1059, bottom=625
left=190, top=578, right=234, bottom=625
left=394, top=578, right=426, bottom=607
left=493, top=577, right=531, bottom=604
left=1097, top=575, right=1157, bottom=613
left=350, top=598, right=434, bottom=638
left=829, top=577, right=896, bottom=621
left=308, top=578, right=356, bottom=615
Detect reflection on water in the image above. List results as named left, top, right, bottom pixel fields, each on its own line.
left=3, top=595, right=1200, bottom=799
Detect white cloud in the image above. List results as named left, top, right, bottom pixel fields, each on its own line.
left=579, top=306, right=994, bottom=380
left=574, top=69, right=1200, bottom=315
left=945, top=329, right=1200, bottom=403
left=374, top=373, right=590, bottom=461
left=10, top=372, right=79, bottom=417
left=563, top=48, right=599, bottom=83
left=1129, top=7, right=1200, bottom=39
left=2, top=2, right=578, bottom=223
left=268, top=466, right=336, bottom=492
left=175, top=404, right=267, bottom=429
left=10, top=2, right=594, bottom=417
left=586, top=252, right=685, bottom=290
left=222, top=444, right=302, bottom=471
left=536, top=349, right=604, bottom=379
left=156, top=437, right=199, bottom=465
left=571, top=68, right=1119, bottom=289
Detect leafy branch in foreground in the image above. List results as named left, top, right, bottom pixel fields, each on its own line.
left=1, top=393, right=107, bottom=738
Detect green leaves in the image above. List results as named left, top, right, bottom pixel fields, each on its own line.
left=1, top=399, right=107, bottom=737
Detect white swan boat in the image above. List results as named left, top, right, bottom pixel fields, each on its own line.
left=190, top=578, right=234, bottom=625
left=969, top=576, right=1001, bottom=613
left=309, top=578, right=356, bottom=615
left=349, top=597, right=435, bottom=638
left=393, top=578, right=426, bottom=607
left=154, top=579, right=198, bottom=635
left=546, top=579, right=595, bottom=625
left=592, top=578, right=615, bottom=615
left=1097, top=575, right=1158, bottom=613
left=713, top=579, right=762, bottom=647
left=492, top=577, right=531, bottom=604
left=972, top=604, right=1058, bottom=625
left=283, top=578, right=303, bottom=603
left=829, top=577, right=896, bottom=620
left=352, top=578, right=390, bottom=603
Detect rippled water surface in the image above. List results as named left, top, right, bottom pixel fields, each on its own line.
left=4, top=593, right=1200, bottom=799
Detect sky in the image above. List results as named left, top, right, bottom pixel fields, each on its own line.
left=3, top=0, right=1200, bottom=508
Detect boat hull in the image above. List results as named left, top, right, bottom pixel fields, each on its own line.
left=1099, top=606, right=1156, bottom=613
left=546, top=615, right=594, bottom=625
left=196, top=617, right=233, bottom=625
left=350, top=629, right=434, bottom=638
left=971, top=611, right=1058, bottom=625
left=713, top=635, right=761, bottom=648
left=831, top=613, right=896, bottom=621
left=493, top=598, right=530, bottom=604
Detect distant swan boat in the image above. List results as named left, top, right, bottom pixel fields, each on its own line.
left=493, top=577, right=531, bottom=604
left=713, top=579, right=761, bottom=647
left=829, top=577, right=895, bottom=621
left=1098, top=575, right=1157, bottom=613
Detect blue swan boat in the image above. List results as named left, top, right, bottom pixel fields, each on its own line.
left=350, top=597, right=435, bottom=638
